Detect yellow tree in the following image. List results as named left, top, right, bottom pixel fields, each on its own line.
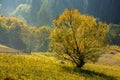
left=50, top=9, right=109, bottom=68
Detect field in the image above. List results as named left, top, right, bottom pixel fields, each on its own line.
left=0, top=52, right=120, bottom=80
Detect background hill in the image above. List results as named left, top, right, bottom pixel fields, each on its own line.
left=0, top=0, right=120, bottom=26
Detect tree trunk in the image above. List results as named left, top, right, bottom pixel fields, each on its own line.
left=77, top=59, right=85, bottom=68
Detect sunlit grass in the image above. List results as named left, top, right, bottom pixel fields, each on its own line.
left=84, top=63, right=120, bottom=78
left=0, top=44, right=9, bottom=48
left=0, top=53, right=120, bottom=80
left=113, top=53, right=120, bottom=60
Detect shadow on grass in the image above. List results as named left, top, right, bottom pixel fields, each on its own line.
left=62, top=66, right=117, bottom=80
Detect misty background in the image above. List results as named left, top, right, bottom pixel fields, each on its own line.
left=0, top=0, right=120, bottom=26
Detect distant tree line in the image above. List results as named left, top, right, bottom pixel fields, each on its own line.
left=0, top=15, right=50, bottom=52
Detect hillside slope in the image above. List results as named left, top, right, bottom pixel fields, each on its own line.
left=0, top=53, right=120, bottom=80
left=0, top=44, right=18, bottom=53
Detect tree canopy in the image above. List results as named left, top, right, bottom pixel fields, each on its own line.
left=50, top=9, right=109, bottom=67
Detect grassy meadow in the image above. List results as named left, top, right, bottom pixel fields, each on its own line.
left=0, top=52, right=120, bottom=80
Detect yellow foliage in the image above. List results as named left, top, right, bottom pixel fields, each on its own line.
left=50, top=9, right=109, bottom=67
